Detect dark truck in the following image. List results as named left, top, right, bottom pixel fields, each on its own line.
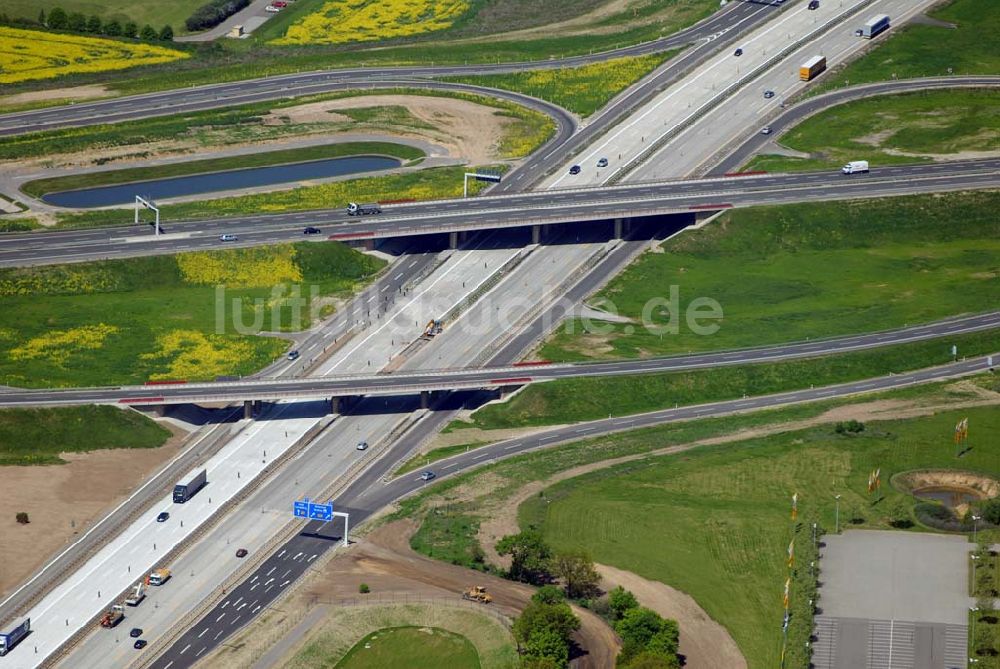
left=0, top=618, right=30, bottom=656
left=173, top=468, right=207, bottom=503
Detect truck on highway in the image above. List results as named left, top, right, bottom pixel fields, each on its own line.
left=347, top=202, right=381, bottom=216
left=147, top=568, right=171, bottom=586
left=173, top=467, right=207, bottom=503
left=842, top=160, right=869, bottom=174
left=0, top=618, right=30, bottom=656
left=124, top=582, right=146, bottom=606
left=99, top=604, right=124, bottom=628
left=799, top=55, right=827, bottom=81
left=858, top=14, right=890, bottom=38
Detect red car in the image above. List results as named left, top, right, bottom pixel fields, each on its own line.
left=273, top=1, right=288, bottom=6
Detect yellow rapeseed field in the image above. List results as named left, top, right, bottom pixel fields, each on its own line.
left=0, top=26, right=188, bottom=85
left=177, top=247, right=303, bottom=287
left=10, top=324, right=120, bottom=366
left=142, top=330, right=257, bottom=381
left=273, top=0, right=470, bottom=45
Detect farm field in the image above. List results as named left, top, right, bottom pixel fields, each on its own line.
left=0, top=1, right=203, bottom=34
left=0, top=405, right=171, bottom=466
left=447, top=328, right=1000, bottom=431
left=334, top=626, right=480, bottom=669
left=539, top=190, right=1000, bottom=360
left=519, top=403, right=1000, bottom=669
left=0, top=242, right=384, bottom=387
left=446, top=52, right=675, bottom=117
left=273, top=0, right=472, bottom=46
left=816, top=0, right=1000, bottom=90
left=746, top=89, right=1000, bottom=172
left=0, top=26, right=188, bottom=85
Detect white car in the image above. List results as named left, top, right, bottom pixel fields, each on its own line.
left=356, top=441, right=368, bottom=451
left=265, top=5, right=280, bottom=12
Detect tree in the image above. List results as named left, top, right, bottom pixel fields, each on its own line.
left=158, top=24, right=174, bottom=41
left=68, top=12, right=87, bottom=32
left=513, top=601, right=580, bottom=647
left=15, top=512, right=29, bottom=525
left=48, top=7, right=67, bottom=29
left=521, top=658, right=561, bottom=669
left=887, top=498, right=913, bottom=528
left=524, top=627, right=569, bottom=667
left=103, top=20, right=122, bottom=36
left=615, top=607, right=679, bottom=665
left=646, top=623, right=680, bottom=658
left=86, top=15, right=102, bottom=33
left=496, top=530, right=552, bottom=585
left=533, top=585, right=565, bottom=605
left=982, top=499, right=1000, bottom=525
left=139, top=24, right=158, bottom=40
left=620, top=651, right=681, bottom=669
left=552, top=550, right=600, bottom=599
left=38, top=9, right=46, bottom=25
left=608, top=586, right=639, bottom=620
left=123, top=20, right=138, bottom=38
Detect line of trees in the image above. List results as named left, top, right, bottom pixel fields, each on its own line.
left=185, top=0, right=250, bottom=32
left=0, top=8, right=173, bottom=42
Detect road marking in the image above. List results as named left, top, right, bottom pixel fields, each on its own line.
left=220, top=600, right=230, bottom=609
left=196, top=647, right=206, bottom=658
left=238, top=602, right=248, bottom=610
left=265, top=578, right=275, bottom=585
left=214, top=630, right=224, bottom=640
left=293, top=552, right=303, bottom=560
left=250, top=583, right=259, bottom=591
left=216, top=613, right=226, bottom=622
left=308, top=554, right=318, bottom=562
left=164, top=662, right=174, bottom=669
left=234, top=597, right=243, bottom=606
left=282, top=569, right=291, bottom=578
left=266, top=567, right=275, bottom=576
left=198, top=628, right=208, bottom=638
left=443, top=462, right=458, bottom=469
left=266, top=584, right=274, bottom=593
left=253, top=605, right=261, bottom=613
left=281, top=580, right=291, bottom=587
left=232, top=614, right=242, bottom=625
left=181, top=644, right=191, bottom=655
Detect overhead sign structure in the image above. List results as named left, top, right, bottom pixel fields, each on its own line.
left=293, top=499, right=310, bottom=518
left=292, top=498, right=349, bottom=546
left=463, top=171, right=502, bottom=197
left=135, top=195, right=161, bottom=235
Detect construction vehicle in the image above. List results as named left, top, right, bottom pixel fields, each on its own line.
left=173, top=467, right=207, bottom=503
left=147, top=568, right=171, bottom=586
left=124, top=582, right=146, bottom=607
left=99, top=604, right=124, bottom=628
left=462, top=586, right=493, bottom=604
left=0, top=618, right=30, bottom=656
left=346, top=202, right=381, bottom=216
left=421, top=319, right=444, bottom=340
left=799, top=55, right=826, bottom=81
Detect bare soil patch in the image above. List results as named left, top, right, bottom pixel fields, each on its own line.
left=0, top=423, right=187, bottom=598
left=0, top=84, right=112, bottom=106
left=893, top=469, right=1000, bottom=498
left=597, top=563, right=746, bottom=669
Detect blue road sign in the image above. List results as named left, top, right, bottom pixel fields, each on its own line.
left=293, top=499, right=310, bottom=518
left=474, top=173, right=502, bottom=183
left=308, top=502, right=333, bottom=521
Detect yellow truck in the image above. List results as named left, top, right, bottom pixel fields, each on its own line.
left=799, top=56, right=827, bottom=81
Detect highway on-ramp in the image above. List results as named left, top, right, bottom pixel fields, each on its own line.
left=0, top=311, right=996, bottom=407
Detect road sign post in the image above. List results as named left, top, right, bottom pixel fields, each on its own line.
left=463, top=171, right=502, bottom=197
left=292, top=499, right=349, bottom=547
left=135, top=196, right=160, bottom=235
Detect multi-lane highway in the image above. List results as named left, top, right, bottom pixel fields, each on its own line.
left=0, top=311, right=996, bottom=407
left=148, top=352, right=999, bottom=667
left=3, top=159, right=998, bottom=267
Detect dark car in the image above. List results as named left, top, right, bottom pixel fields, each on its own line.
left=134, top=640, right=147, bottom=650
left=236, top=548, right=248, bottom=558
left=808, top=0, right=819, bottom=8
left=764, top=90, right=775, bottom=99
left=156, top=512, right=169, bottom=523
left=733, top=48, right=743, bottom=57
left=130, top=628, right=143, bottom=638
left=569, top=165, right=581, bottom=175
left=303, top=226, right=321, bottom=235
left=420, top=471, right=436, bottom=481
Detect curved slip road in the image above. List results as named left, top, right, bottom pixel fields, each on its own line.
left=146, top=351, right=1000, bottom=669
left=1, top=311, right=997, bottom=407
left=3, top=158, right=999, bottom=268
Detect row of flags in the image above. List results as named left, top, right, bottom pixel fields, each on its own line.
left=954, top=417, right=970, bottom=444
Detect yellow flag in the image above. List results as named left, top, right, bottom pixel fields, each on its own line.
left=783, top=577, right=790, bottom=609
left=787, top=539, right=795, bottom=567
left=791, top=493, right=798, bottom=521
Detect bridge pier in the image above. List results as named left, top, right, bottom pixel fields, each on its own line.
left=330, top=396, right=340, bottom=414
left=152, top=405, right=167, bottom=418
left=531, top=224, right=543, bottom=245
left=243, top=400, right=253, bottom=419
left=420, top=390, right=431, bottom=409
left=613, top=217, right=631, bottom=240
left=448, top=231, right=467, bottom=249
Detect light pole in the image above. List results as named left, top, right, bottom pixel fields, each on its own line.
left=834, top=495, right=841, bottom=534
left=972, top=515, right=981, bottom=545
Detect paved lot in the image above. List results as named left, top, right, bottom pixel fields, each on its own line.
left=813, top=530, right=972, bottom=669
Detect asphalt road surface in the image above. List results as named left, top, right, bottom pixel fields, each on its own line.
left=148, top=353, right=999, bottom=668
left=3, top=159, right=998, bottom=268
left=1, top=311, right=997, bottom=407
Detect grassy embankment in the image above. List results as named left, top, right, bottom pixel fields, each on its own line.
left=1, top=0, right=206, bottom=35
left=334, top=627, right=480, bottom=669
left=446, top=52, right=676, bottom=117
left=815, top=0, right=1000, bottom=91
left=0, top=242, right=384, bottom=388
left=392, top=377, right=1000, bottom=669
left=539, top=190, right=1000, bottom=360
left=21, top=142, right=425, bottom=198
left=746, top=89, right=999, bottom=172
left=0, top=405, right=172, bottom=466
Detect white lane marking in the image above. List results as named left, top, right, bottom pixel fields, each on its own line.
left=181, top=644, right=191, bottom=655
left=216, top=613, right=226, bottom=622
left=198, top=628, right=208, bottom=638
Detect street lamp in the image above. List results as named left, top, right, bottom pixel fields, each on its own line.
left=834, top=495, right=842, bottom=534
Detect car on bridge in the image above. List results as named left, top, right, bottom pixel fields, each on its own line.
left=303, top=226, right=321, bottom=235
left=734, top=48, right=743, bottom=57
left=134, top=640, right=147, bottom=650
left=156, top=512, right=169, bottom=523
left=236, top=548, right=248, bottom=558
left=220, top=234, right=238, bottom=242
left=569, top=165, right=581, bottom=175
left=597, top=158, right=608, bottom=168
left=764, top=90, right=775, bottom=99
left=357, top=441, right=369, bottom=451
left=129, top=628, right=142, bottom=638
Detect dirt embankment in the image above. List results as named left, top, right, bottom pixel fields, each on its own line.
left=300, top=518, right=620, bottom=669
left=0, top=424, right=188, bottom=599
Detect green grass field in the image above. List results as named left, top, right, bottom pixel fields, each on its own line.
left=0, top=242, right=384, bottom=387
left=3, top=1, right=203, bottom=34
left=816, top=0, right=1000, bottom=90
left=20, top=142, right=424, bottom=198
left=451, top=329, right=1000, bottom=430
left=539, top=190, right=1000, bottom=360
left=445, top=52, right=675, bottom=117
left=335, top=626, right=480, bottom=669
left=519, top=404, right=1000, bottom=669
left=0, top=404, right=171, bottom=465
left=746, top=88, right=1000, bottom=172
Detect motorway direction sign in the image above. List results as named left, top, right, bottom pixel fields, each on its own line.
left=308, top=501, right=334, bottom=521
left=293, top=499, right=310, bottom=518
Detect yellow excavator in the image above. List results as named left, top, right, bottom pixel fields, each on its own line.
left=462, top=585, right=493, bottom=604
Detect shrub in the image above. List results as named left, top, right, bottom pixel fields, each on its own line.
left=48, top=8, right=67, bottom=29
left=887, top=498, right=914, bottom=529
left=358, top=583, right=370, bottom=594
left=981, top=499, right=1000, bottom=525
left=158, top=25, right=174, bottom=41
left=608, top=586, right=639, bottom=621
left=835, top=420, right=865, bottom=434
left=86, top=15, right=101, bottom=33
left=15, top=512, right=29, bottom=524
left=185, top=0, right=250, bottom=32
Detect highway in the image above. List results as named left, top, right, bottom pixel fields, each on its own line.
left=148, top=352, right=1000, bottom=668
left=0, top=311, right=997, bottom=407
left=2, top=159, right=998, bottom=268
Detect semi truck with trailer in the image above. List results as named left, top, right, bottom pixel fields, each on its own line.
left=0, top=618, right=30, bottom=656
left=799, top=55, right=827, bottom=81
left=842, top=160, right=869, bottom=174
left=173, top=468, right=207, bottom=503
left=858, top=14, right=890, bottom=38
left=347, top=202, right=381, bottom=216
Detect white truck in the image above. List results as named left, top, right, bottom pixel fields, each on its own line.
left=842, top=160, right=869, bottom=174
left=347, top=202, right=381, bottom=216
